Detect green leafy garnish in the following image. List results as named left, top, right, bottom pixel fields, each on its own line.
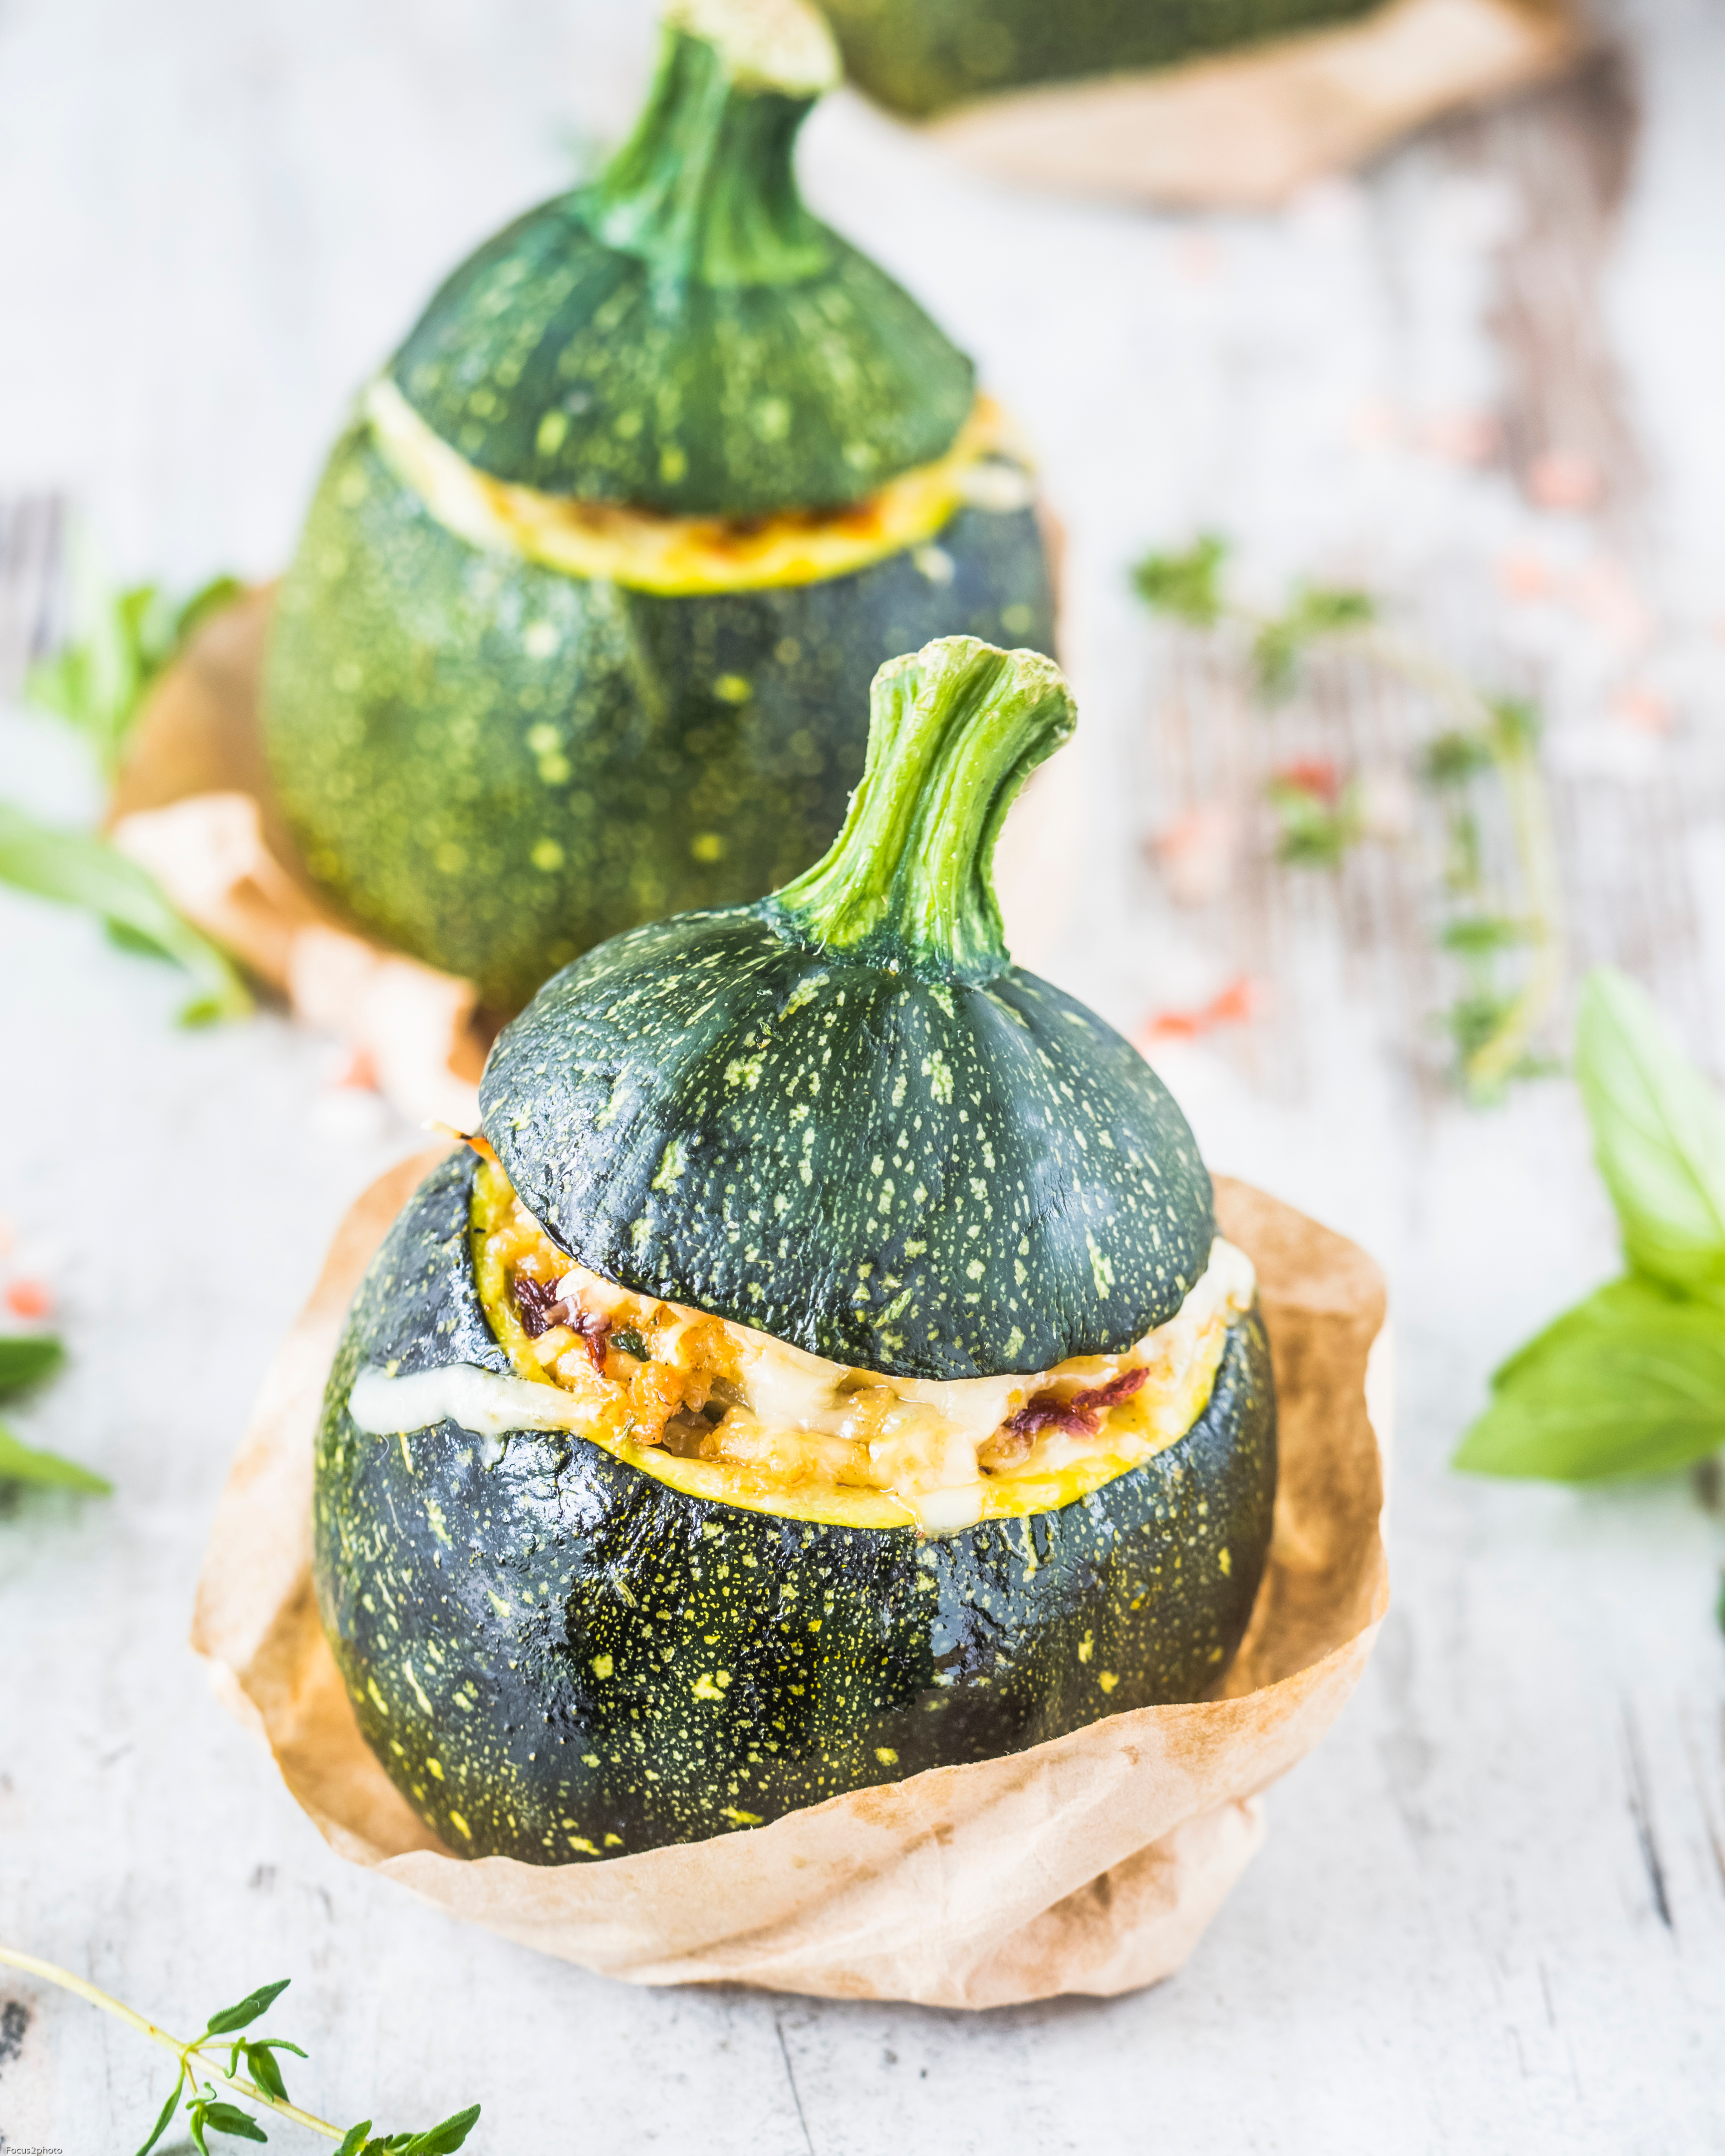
left=1574, top=969, right=1725, bottom=1311
left=0, top=802, right=251, bottom=1025
left=26, top=573, right=243, bottom=777
left=1265, top=770, right=1364, bottom=867
left=0, top=1422, right=111, bottom=1495
left=0, top=1950, right=480, bottom=2154
left=0, top=1335, right=65, bottom=1395
left=1457, top=968, right=1725, bottom=1481
left=0, top=1332, right=108, bottom=1495
left=1131, top=534, right=1229, bottom=627
left=1250, top=584, right=1375, bottom=698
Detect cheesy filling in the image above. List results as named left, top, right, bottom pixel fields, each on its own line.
left=366, top=376, right=1036, bottom=597
left=350, top=1158, right=1254, bottom=1534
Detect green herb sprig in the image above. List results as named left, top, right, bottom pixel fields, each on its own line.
left=1132, top=534, right=1564, bottom=1100
left=0, top=1949, right=479, bottom=2155
left=1456, top=967, right=1725, bottom=1480
left=0, top=802, right=250, bottom=1026
left=25, top=572, right=243, bottom=778
left=2, top=566, right=252, bottom=1022
left=0, top=1334, right=109, bottom=1495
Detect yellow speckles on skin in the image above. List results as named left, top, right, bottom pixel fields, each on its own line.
left=1077, top=1630, right=1094, bottom=1664
left=366, top=1678, right=389, bottom=1717
left=874, top=1747, right=900, bottom=1767
left=531, top=837, right=565, bottom=872
left=569, top=1835, right=600, bottom=1855
left=692, top=1671, right=733, bottom=1700
left=604, top=1833, right=624, bottom=1848
left=721, top=1806, right=764, bottom=1826
left=651, top=1138, right=688, bottom=1192
left=397, top=1431, right=414, bottom=1473
left=1087, top=1231, right=1115, bottom=1298
left=808, top=1618, right=821, bottom=1632
left=691, top=831, right=725, bottom=863
left=922, top=1050, right=954, bottom=1103
left=535, top=409, right=569, bottom=456
left=427, top=1758, right=445, bottom=1780
left=449, top=1812, right=474, bottom=1842
left=1208, top=1645, right=1226, bottom=1663
left=1098, top=1671, right=1119, bottom=1693
left=424, top=1496, right=451, bottom=1545
left=388, top=1738, right=406, bottom=1757
left=714, top=672, right=752, bottom=704
left=591, top=1654, right=614, bottom=1679
left=582, top=1753, right=601, bottom=1768
left=965, top=1259, right=985, bottom=1280
left=402, top=1661, right=435, bottom=1716
left=1218, top=1547, right=1232, bottom=1577
left=725, top=1053, right=765, bottom=1090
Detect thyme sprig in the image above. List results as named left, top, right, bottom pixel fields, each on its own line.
left=1132, top=534, right=1565, bottom=1100
left=0, top=1948, right=479, bottom=2155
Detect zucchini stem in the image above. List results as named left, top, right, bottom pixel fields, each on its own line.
left=770, top=635, right=1076, bottom=984
left=593, top=2, right=838, bottom=289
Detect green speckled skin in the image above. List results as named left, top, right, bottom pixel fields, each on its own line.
left=392, top=188, right=975, bottom=516
left=823, top=0, right=1381, bottom=117
left=480, top=914, right=1213, bottom=1379
left=262, top=428, right=1054, bottom=1012
left=314, top=1153, right=1277, bottom=1864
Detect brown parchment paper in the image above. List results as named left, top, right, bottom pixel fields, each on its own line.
left=192, top=1157, right=1389, bottom=2008
left=909, top=0, right=1583, bottom=208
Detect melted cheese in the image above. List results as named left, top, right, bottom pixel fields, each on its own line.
left=344, top=1160, right=1257, bottom=1533
left=366, top=376, right=1035, bottom=596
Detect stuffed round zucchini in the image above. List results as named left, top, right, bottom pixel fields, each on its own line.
left=264, top=0, right=1054, bottom=1012
left=314, top=637, right=1275, bottom=1863
left=820, top=0, right=1381, bottom=119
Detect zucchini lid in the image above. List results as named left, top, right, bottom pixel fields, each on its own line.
left=480, top=636, right=1214, bottom=1381
left=388, top=0, right=975, bottom=517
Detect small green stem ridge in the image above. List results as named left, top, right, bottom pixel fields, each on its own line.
left=768, top=636, right=1077, bottom=984
left=592, top=6, right=837, bottom=289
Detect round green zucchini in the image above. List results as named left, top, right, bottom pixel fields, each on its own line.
left=314, top=636, right=1277, bottom=1863
left=263, top=0, right=1052, bottom=1012
left=314, top=1149, right=1275, bottom=1863
left=820, top=0, right=1383, bottom=119
left=264, top=427, right=1051, bottom=1012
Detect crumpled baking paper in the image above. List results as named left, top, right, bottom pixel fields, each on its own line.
left=192, top=1159, right=1389, bottom=2008
left=908, top=0, right=1582, bottom=208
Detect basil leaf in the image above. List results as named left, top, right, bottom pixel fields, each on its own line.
left=0, top=1418, right=110, bottom=1494
left=334, top=2125, right=374, bottom=2156
left=200, top=2100, right=269, bottom=2142
left=0, top=803, right=250, bottom=1025
left=204, top=1979, right=290, bottom=2034
left=1576, top=968, right=1725, bottom=1307
left=1456, top=1276, right=1725, bottom=1481
left=0, top=1335, right=64, bottom=1399
left=135, top=2068, right=186, bottom=2156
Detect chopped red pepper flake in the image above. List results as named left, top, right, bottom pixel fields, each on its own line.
left=4, top=1279, right=52, bottom=1321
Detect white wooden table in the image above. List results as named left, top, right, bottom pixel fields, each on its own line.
left=2, top=1, right=1724, bottom=2149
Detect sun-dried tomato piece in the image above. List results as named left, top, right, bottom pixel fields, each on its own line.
left=513, top=1274, right=568, bottom=1339
left=1006, top=1363, right=1148, bottom=1441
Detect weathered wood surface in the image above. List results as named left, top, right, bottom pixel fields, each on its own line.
left=1, top=0, right=1724, bottom=2149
